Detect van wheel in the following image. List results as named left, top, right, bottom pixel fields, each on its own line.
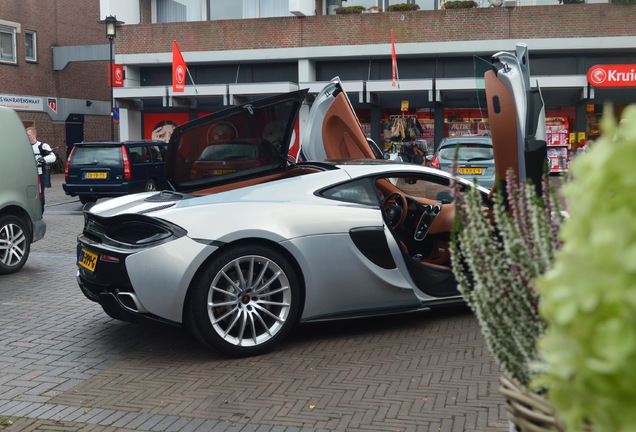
left=145, top=179, right=158, bottom=192
left=79, top=195, right=96, bottom=204
left=0, top=215, right=31, bottom=275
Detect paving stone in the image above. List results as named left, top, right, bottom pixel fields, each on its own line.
left=0, top=174, right=512, bottom=432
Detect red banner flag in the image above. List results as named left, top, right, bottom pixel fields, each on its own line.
left=172, top=40, right=186, bottom=92
left=108, top=64, right=124, bottom=87
left=391, top=30, right=398, bottom=87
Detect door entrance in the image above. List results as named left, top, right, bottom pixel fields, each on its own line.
left=65, top=114, right=84, bottom=158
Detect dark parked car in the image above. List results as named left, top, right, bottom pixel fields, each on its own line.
left=190, top=138, right=279, bottom=180
left=429, top=136, right=496, bottom=189
left=63, top=141, right=167, bottom=204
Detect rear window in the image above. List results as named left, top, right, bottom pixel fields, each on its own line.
left=71, top=146, right=122, bottom=166
left=172, top=100, right=296, bottom=184
left=439, top=143, right=493, bottom=161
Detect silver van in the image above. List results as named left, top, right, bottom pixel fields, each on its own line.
left=0, top=107, right=46, bottom=274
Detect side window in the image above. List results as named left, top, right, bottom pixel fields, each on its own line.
left=380, top=176, right=455, bottom=204
left=149, top=144, right=165, bottom=162
left=127, top=146, right=150, bottom=164
left=321, top=178, right=377, bottom=205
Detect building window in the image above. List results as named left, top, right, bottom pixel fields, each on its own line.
left=156, top=0, right=204, bottom=23
left=25, top=31, right=36, bottom=61
left=332, top=0, right=437, bottom=12
left=209, top=0, right=293, bottom=20
left=0, top=25, right=17, bottom=64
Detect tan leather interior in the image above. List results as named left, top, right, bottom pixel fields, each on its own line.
left=485, top=70, right=519, bottom=191
left=323, top=93, right=375, bottom=160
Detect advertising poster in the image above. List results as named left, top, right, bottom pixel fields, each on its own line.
left=144, top=112, right=190, bottom=143
left=547, top=146, right=568, bottom=173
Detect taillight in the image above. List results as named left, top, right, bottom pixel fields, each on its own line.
left=65, top=147, right=75, bottom=181
left=122, top=146, right=132, bottom=179
left=430, top=153, right=440, bottom=169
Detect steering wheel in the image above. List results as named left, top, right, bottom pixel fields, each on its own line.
left=383, top=192, right=408, bottom=229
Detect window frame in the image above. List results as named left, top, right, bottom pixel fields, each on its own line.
left=0, top=22, right=19, bottom=64
left=25, top=30, right=36, bottom=62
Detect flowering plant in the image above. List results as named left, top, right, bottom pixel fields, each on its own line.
left=534, top=105, right=636, bottom=431
left=450, top=171, right=564, bottom=386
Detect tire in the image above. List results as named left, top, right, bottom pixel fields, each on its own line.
left=0, top=215, right=31, bottom=275
left=79, top=195, right=95, bottom=204
left=145, top=179, right=158, bottom=192
left=186, top=244, right=302, bottom=357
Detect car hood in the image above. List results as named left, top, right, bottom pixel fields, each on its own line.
left=165, top=77, right=376, bottom=193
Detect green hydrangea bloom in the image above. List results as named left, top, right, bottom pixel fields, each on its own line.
left=534, top=105, right=636, bottom=431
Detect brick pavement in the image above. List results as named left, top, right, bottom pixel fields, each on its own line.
left=0, top=174, right=511, bottom=432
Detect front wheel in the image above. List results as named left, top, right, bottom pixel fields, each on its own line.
left=186, top=244, right=301, bottom=357
left=0, top=215, right=31, bottom=275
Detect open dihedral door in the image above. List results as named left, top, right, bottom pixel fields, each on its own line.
left=485, top=43, right=547, bottom=193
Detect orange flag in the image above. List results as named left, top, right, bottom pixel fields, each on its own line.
left=172, top=40, right=186, bottom=92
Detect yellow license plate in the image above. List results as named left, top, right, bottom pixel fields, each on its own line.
left=78, top=248, right=98, bottom=272
left=458, top=167, right=483, bottom=175
left=212, top=169, right=237, bottom=175
left=85, top=172, right=108, bottom=179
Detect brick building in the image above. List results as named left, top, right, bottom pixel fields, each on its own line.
left=1, top=0, right=112, bottom=162
left=107, top=0, right=635, bottom=171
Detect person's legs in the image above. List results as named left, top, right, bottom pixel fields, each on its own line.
left=39, top=174, right=46, bottom=213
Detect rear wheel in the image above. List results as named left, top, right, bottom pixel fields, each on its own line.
left=186, top=244, right=301, bottom=357
left=79, top=195, right=95, bottom=204
left=0, top=215, right=31, bottom=275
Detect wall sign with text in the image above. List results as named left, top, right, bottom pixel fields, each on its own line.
left=587, top=64, right=636, bottom=87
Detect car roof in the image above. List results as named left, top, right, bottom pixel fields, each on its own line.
left=440, top=136, right=492, bottom=145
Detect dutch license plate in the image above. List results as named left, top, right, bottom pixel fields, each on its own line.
left=78, top=248, right=98, bottom=272
left=458, top=167, right=483, bottom=175
left=212, top=169, right=237, bottom=175
left=85, top=172, right=108, bottom=179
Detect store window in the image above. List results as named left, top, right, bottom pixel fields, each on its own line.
left=0, top=24, right=17, bottom=64
left=25, top=31, right=36, bottom=62
left=209, top=0, right=293, bottom=20
left=156, top=0, right=203, bottom=23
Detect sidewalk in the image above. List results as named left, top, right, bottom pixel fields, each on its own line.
left=45, top=173, right=78, bottom=208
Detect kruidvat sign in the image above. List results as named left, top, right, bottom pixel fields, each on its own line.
left=0, top=94, right=44, bottom=111
left=588, top=64, right=636, bottom=87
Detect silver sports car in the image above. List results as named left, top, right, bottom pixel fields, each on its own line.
left=76, top=57, right=541, bottom=357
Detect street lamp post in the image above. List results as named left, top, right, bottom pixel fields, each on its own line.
left=99, top=15, right=122, bottom=141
